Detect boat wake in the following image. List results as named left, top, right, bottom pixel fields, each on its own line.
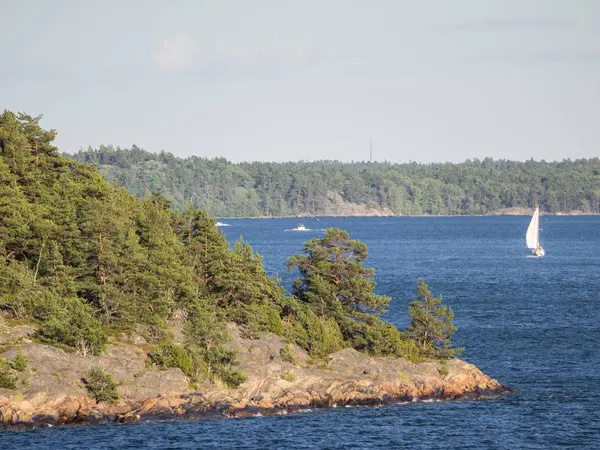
left=215, top=222, right=231, bottom=227
left=287, top=223, right=310, bottom=232
left=285, top=224, right=326, bottom=232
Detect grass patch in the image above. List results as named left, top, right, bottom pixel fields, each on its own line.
left=438, top=362, right=449, bottom=378
left=279, top=344, right=297, bottom=365
left=281, top=369, right=296, bottom=383
left=398, top=373, right=411, bottom=383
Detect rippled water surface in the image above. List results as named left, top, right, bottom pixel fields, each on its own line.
left=3, top=216, right=600, bottom=449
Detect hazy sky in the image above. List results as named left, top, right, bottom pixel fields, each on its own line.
left=1, top=1, right=599, bottom=162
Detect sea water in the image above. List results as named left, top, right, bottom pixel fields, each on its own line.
left=3, top=216, right=600, bottom=449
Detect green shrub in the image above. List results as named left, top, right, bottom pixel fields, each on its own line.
left=305, top=316, right=344, bottom=358
left=0, top=359, right=17, bottom=389
left=184, top=300, right=228, bottom=349
left=149, top=337, right=246, bottom=388
left=12, top=348, right=28, bottom=372
left=84, top=367, right=120, bottom=404
left=183, top=300, right=248, bottom=387
left=281, top=299, right=344, bottom=358
left=438, top=362, right=449, bottom=378
left=244, top=302, right=284, bottom=336
left=395, top=337, right=423, bottom=363
left=218, top=368, right=247, bottom=389
left=281, top=369, right=295, bottom=382
left=149, top=342, right=194, bottom=376
left=202, top=345, right=246, bottom=388
left=339, top=317, right=423, bottom=362
left=137, top=316, right=171, bottom=345
left=36, top=296, right=107, bottom=356
left=280, top=343, right=297, bottom=364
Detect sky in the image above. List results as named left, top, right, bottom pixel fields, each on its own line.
left=1, top=0, right=599, bottom=163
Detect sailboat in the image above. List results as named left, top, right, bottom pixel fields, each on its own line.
left=526, top=206, right=545, bottom=257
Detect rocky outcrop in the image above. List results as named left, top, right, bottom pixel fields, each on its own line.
left=0, top=324, right=510, bottom=429
left=321, top=192, right=396, bottom=217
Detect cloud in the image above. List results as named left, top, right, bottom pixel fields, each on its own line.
left=154, top=34, right=198, bottom=72
left=424, top=18, right=572, bottom=33
left=462, top=51, right=600, bottom=65
left=153, top=36, right=333, bottom=78
left=197, top=42, right=332, bottom=74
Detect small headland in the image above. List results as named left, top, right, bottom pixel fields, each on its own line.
left=0, top=323, right=511, bottom=430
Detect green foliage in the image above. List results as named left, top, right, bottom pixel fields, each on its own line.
left=182, top=303, right=248, bottom=387
left=289, top=228, right=390, bottom=318
left=341, top=317, right=422, bottom=362
left=0, top=110, right=470, bottom=380
left=149, top=342, right=194, bottom=376
left=202, top=346, right=247, bottom=389
left=408, top=279, right=463, bottom=359
left=68, top=145, right=600, bottom=216
left=12, top=348, right=28, bottom=372
left=279, top=297, right=344, bottom=358
left=288, top=228, right=404, bottom=356
left=219, top=368, right=247, bottom=389
left=0, top=358, right=17, bottom=389
left=438, top=361, right=449, bottom=378
left=84, top=367, right=120, bottom=404
left=279, top=343, right=297, bottom=364
left=36, top=296, right=107, bottom=356
left=281, top=369, right=295, bottom=382
left=244, top=301, right=285, bottom=336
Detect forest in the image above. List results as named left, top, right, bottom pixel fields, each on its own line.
left=68, top=145, right=600, bottom=217
left=1, top=111, right=459, bottom=389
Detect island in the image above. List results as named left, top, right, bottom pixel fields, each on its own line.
left=0, top=111, right=509, bottom=428
left=67, top=145, right=600, bottom=218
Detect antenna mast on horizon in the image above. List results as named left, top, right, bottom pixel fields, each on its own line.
left=369, top=137, right=372, bottom=162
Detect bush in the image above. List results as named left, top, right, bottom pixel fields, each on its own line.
left=218, top=368, right=247, bottom=389
left=202, top=345, right=247, bottom=388
left=184, top=300, right=228, bottom=349
left=36, top=296, right=107, bottom=356
left=84, top=367, right=120, bottom=404
left=12, top=348, right=28, bottom=372
left=338, top=316, right=423, bottom=362
left=395, top=336, right=423, bottom=363
left=281, top=369, right=295, bottom=383
left=244, top=301, right=284, bottom=336
left=438, top=362, right=449, bottom=378
left=149, top=337, right=246, bottom=388
left=0, top=358, right=17, bottom=389
left=280, top=343, right=297, bottom=364
left=281, top=299, right=344, bottom=358
left=149, top=342, right=194, bottom=376
left=136, top=316, right=171, bottom=345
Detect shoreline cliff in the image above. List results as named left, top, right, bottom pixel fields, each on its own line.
left=0, top=324, right=510, bottom=429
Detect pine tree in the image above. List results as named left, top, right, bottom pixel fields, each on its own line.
left=288, top=228, right=390, bottom=319
left=408, top=278, right=463, bottom=358
left=288, top=228, right=403, bottom=355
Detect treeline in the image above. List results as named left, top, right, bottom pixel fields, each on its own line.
left=1, top=111, right=460, bottom=389
left=67, top=145, right=600, bottom=216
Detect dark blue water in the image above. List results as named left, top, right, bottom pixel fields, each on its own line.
left=3, top=217, right=600, bottom=449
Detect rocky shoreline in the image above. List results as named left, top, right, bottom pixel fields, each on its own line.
left=1, top=385, right=513, bottom=430
left=1, top=324, right=511, bottom=430
left=218, top=207, right=598, bottom=219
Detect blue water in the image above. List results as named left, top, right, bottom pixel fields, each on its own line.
left=3, top=216, right=600, bottom=449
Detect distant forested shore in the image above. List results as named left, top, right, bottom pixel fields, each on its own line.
left=67, top=146, right=600, bottom=217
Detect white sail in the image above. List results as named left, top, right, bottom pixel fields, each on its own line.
left=525, top=207, right=540, bottom=249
